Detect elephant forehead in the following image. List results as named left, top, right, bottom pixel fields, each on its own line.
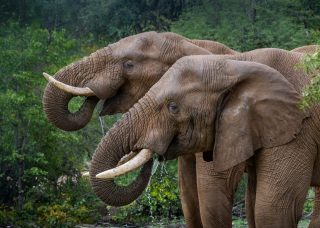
left=150, top=78, right=181, bottom=99
left=182, top=90, right=213, bottom=110
left=109, top=34, right=160, bottom=59
left=150, top=78, right=208, bottom=107
left=148, top=64, right=207, bottom=101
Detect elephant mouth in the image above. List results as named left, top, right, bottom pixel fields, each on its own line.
left=99, top=89, right=126, bottom=116
left=161, top=136, right=183, bottom=160
left=95, top=136, right=179, bottom=180
left=99, top=99, right=116, bottom=116
left=94, top=142, right=186, bottom=180
left=162, top=135, right=199, bottom=161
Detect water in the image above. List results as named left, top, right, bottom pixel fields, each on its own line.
left=146, top=184, right=155, bottom=222
left=151, top=159, right=159, bottom=175
left=146, top=159, right=161, bottom=222
left=159, top=161, right=168, bottom=177
left=99, top=116, right=105, bottom=136
left=145, top=159, right=170, bottom=222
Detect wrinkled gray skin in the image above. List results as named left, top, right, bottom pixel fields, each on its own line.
left=90, top=55, right=320, bottom=227
left=291, top=45, right=318, bottom=54
left=43, top=31, right=319, bottom=227
left=42, top=31, right=239, bottom=227
left=42, top=32, right=236, bottom=131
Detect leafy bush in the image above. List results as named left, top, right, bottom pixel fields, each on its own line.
left=1, top=1, right=320, bottom=226
left=0, top=21, right=105, bottom=227
left=37, top=200, right=97, bottom=227
left=0, top=179, right=102, bottom=227
left=171, top=0, right=313, bottom=51
left=0, top=205, right=17, bottom=226
left=303, top=189, right=315, bottom=217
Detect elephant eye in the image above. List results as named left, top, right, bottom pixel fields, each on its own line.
left=124, top=61, right=134, bottom=70
left=168, top=101, right=179, bottom=114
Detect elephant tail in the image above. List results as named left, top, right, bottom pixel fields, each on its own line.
left=245, top=163, right=257, bottom=228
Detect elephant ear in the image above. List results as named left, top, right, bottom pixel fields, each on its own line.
left=211, top=60, right=309, bottom=172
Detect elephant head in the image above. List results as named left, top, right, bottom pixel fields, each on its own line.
left=42, top=32, right=217, bottom=131
left=90, top=56, right=307, bottom=205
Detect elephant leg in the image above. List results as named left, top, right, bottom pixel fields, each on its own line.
left=309, top=145, right=320, bottom=228
left=254, top=139, right=316, bottom=228
left=246, top=163, right=257, bottom=228
left=196, top=153, right=246, bottom=228
left=178, top=154, right=203, bottom=228
left=309, top=187, right=320, bottom=228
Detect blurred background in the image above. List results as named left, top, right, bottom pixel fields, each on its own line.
left=0, top=0, right=320, bottom=227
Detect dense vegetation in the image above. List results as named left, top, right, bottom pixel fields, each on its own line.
left=0, top=0, right=319, bottom=227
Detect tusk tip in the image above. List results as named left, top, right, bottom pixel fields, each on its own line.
left=96, top=173, right=112, bottom=179
left=43, top=72, right=52, bottom=80
left=82, top=171, right=90, bottom=177
left=42, top=72, right=96, bottom=96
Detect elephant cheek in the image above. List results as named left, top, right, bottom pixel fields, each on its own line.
left=100, top=90, right=135, bottom=116
left=86, top=68, right=125, bottom=100
left=87, top=80, right=118, bottom=100
left=137, top=128, right=175, bottom=156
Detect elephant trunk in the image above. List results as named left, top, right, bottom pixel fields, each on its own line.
left=89, top=105, right=153, bottom=206
left=42, top=48, right=109, bottom=131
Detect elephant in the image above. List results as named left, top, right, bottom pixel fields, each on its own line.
left=290, top=44, right=319, bottom=228
left=42, top=31, right=319, bottom=227
left=180, top=45, right=320, bottom=228
left=174, top=44, right=319, bottom=227
left=187, top=46, right=320, bottom=228
left=42, top=32, right=237, bottom=132
left=89, top=54, right=320, bottom=227
left=42, top=31, right=241, bottom=227
left=86, top=46, right=320, bottom=227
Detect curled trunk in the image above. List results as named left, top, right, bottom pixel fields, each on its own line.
left=90, top=109, right=153, bottom=206
left=42, top=48, right=108, bottom=131
left=43, top=83, right=98, bottom=131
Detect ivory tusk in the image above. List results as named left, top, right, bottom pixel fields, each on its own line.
left=43, top=72, right=96, bottom=97
left=96, top=149, right=153, bottom=179
left=117, top=151, right=138, bottom=166
left=82, top=171, right=90, bottom=177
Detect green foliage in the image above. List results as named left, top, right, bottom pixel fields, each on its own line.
left=0, top=21, right=106, bottom=226
left=232, top=219, right=248, bottom=227
left=75, top=0, right=200, bottom=40
left=0, top=0, right=199, bottom=41
left=0, top=205, right=17, bottom=226
left=35, top=181, right=101, bottom=227
left=234, top=175, right=247, bottom=203
left=300, top=37, right=320, bottom=108
left=171, top=0, right=316, bottom=51
left=1, top=0, right=320, bottom=226
left=303, top=189, right=315, bottom=216
left=0, top=179, right=102, bottom=227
